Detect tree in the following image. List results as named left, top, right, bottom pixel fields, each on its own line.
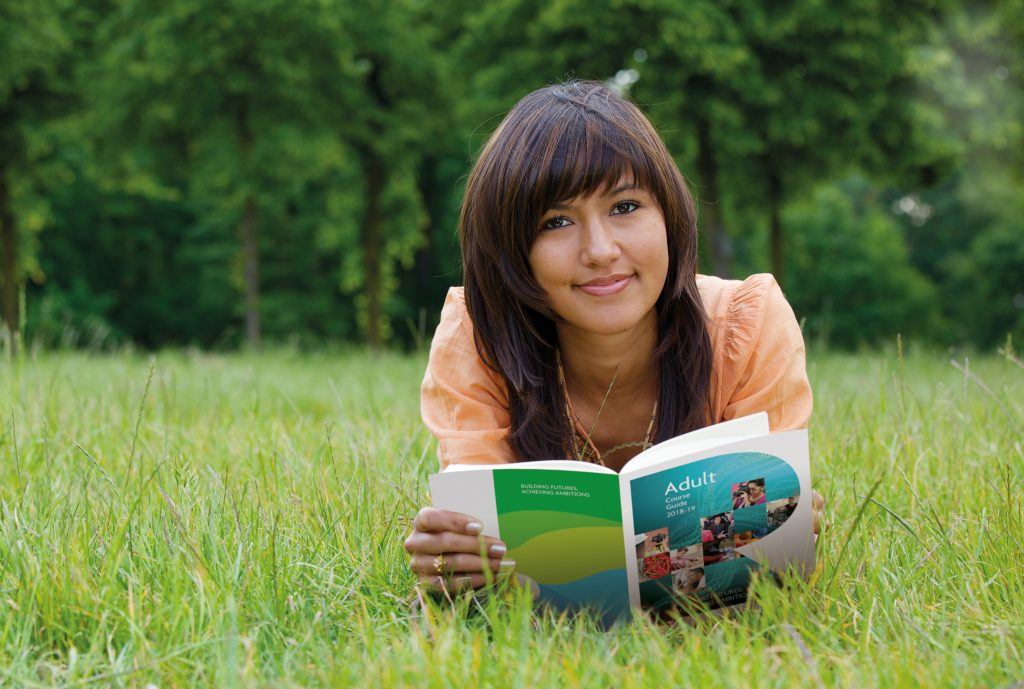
left=0, top=0, right=78, bottom=352
left=889, top=0, right=1024, bottom=345
left=641, top=0, right=947, bottom=284
left=92, top=0, right=359, bottom=347
left=334, top=0, right=457, bottom=348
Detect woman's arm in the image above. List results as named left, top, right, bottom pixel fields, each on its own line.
left=410, top=289, right=519, bottom=593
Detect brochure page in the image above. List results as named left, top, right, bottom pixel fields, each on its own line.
left=492, top=469, right=630, bottom=624
left=431, top=467, right=631, bottom=624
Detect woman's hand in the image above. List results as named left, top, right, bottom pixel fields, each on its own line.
left=812, top=490, right=825, bottom=536
left=404, top=507, right=514, bottom=594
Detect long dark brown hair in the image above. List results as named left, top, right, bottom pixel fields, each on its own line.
left=458, top=79, right=714, bottom=462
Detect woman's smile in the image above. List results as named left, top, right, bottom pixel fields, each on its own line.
left=575, top=273, right=635, bottom=296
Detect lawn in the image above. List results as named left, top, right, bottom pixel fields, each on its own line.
left=0, top=345, right=1021, bottom=687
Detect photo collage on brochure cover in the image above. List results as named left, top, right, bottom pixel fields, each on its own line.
left=635, top=476, right=800, bottom=606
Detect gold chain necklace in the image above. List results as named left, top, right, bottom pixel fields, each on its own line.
left=555, top=347, right=658, bottom=466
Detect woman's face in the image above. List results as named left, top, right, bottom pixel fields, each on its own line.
left=528, top=176, right=668, bottom=336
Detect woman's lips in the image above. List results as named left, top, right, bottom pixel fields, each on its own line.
left=576, top=274, right=633, bottom=296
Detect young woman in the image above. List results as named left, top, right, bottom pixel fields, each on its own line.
left=746, top=479, right=768, bottom=506
left=404, top=80, right=825, bottom=595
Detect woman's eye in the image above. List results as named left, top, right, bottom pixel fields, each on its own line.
left=613, top=199, right=640, bottom=215
left=541, top=216, right=570, bottom=230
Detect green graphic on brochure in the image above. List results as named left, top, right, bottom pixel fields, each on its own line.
left=493, top=470, right=629, bottom=621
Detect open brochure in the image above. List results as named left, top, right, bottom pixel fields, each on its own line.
left=429, top=412, right=814, bottom=625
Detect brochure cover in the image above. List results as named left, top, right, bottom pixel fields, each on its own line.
left=625, top=437, right=805, bottom=614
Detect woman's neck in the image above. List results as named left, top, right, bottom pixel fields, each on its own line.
left=555, top=308, right=660, bottom=404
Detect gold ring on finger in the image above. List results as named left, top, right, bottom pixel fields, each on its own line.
left=432, top=553, right=446, bottom=574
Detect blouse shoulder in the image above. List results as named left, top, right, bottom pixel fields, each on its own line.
left=433, top=286, right=474, bottom=349
left=419, top=287, right=516, bottom=468
left=724, top=273, right=780, bottom=365
left=697, top=273, right=812, bottom=430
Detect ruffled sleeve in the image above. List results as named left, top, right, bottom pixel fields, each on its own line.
left=718, top=274, right=812, bottom=431
left=420, top=287, right=517, bottom=469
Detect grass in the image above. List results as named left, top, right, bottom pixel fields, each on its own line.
left=0, top=344, right=1022, bottom=687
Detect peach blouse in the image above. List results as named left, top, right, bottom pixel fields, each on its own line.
left=420, top=273, right=812, bottom=469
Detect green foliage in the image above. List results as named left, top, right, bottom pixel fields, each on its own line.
left=3, top=0, right=1022, bottom=351
left=783, top=180, right=939, bottom=348
left=949, top=221, right=1024, bottom=348
left=28, top=178, right=238, bottom=348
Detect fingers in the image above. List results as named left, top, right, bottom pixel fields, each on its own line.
left=409, top=552, right=514, bottom=576
left=417, top=573, right=490, bottom=593
left=413, top=507, right=485, bottom=535
left=404, top=530, right=506, bottom=558
left=417, top=570, right=531, bottom=595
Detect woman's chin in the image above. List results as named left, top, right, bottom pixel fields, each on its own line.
left=577, top=312, right=649, bottom=336
left=552, top=293, right=657, bottom=337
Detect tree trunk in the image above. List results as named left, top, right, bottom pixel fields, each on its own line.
left=0, top=169, right=18, bottom=353
left=358, top=58, right=392, bottom=351
left=696, top=119, right=731, bottom=278
left=413, top=156, right=437, bottom=300
left=360, top=153, right=385, bottom=350
left=236, top=99, right=260, bottom=348
left=238, top=196, right=260, bottom=347
left=768, top=170, right=783, bottom=286
left=410, top=159, right=437, bottom=348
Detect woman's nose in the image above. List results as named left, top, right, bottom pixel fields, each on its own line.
left=580, top=218, right=621, bottom=265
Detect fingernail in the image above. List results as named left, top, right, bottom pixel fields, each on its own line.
left=499, top=559, right=516, bottom=570
left=489, top=543, right=507, bottom=557
left=465, top=521, right=483, bottom=535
